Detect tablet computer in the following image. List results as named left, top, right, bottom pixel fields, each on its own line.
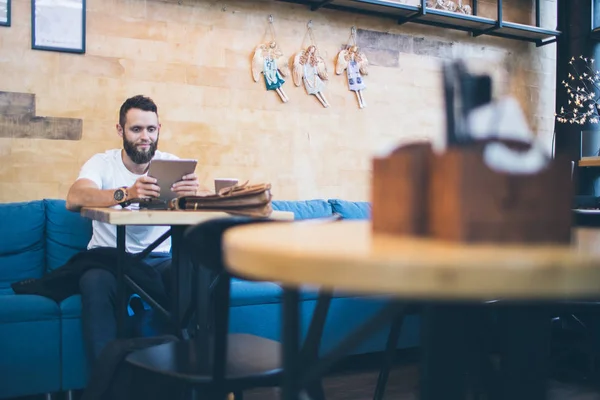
left=147, top=159, right=198, bottom=202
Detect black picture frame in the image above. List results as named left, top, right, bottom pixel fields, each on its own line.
left=0, top=0, right=11, bottom=27
left=31, top=0, right=86, bottom=54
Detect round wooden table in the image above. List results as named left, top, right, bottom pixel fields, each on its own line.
left=223, top=220, right=600, bottom=400
left=224, top=220, right=600, bottom=300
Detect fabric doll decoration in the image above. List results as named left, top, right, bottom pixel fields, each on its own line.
left=335, top=27, right=369, bottom=109
left=251, top=15, right=290, bottom=103
left=292, top=21, right=330, bottom=108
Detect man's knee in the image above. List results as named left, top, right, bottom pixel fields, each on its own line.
left=79, top=268, right=116, bottom=299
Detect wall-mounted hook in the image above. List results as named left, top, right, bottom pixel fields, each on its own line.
left=268, top=14, right=274, bottom=24
left=351, top=26, right=357, bottom=35
left=307, top=20, right=313, bottom=29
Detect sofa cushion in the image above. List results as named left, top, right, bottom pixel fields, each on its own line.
left=0, top=310, right=61, bottom=397
left=45, top=199, right=93, bottom=271
left=230, top=278, right=282, bottom=307
left=328, top=199, right=371, bottom=220
left=61, top=314, right=88, bottom=391
left=0, top=293, right=61, bottom=323
left=272, top=199, right=333, bottom=220
left=0, top=200, right=45, bottom=288
left=60, top=294, right=83, bottom=318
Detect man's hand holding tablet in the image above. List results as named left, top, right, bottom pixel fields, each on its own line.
left=146, top=159, right=206, bottom=202
left=171, top=172, right=200, bottom=196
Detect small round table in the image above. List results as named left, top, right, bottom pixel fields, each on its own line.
left=223, top=220, right=600, bottom=400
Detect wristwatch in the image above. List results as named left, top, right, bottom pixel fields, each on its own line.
left=113, top=186, right=130, bottom=207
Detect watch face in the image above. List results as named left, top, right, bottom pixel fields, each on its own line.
left=114, top=189, right=125, bottom=201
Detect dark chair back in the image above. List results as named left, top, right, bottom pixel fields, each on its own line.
left=182, top=214, right=343, bottom=388
left=182, top=217, right=281, bottom=383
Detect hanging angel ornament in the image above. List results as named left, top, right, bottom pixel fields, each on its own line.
left=251, top=15, right=290, bottom=103
left=292, top=21, right=330, bottom=108
left=336, top=27, right=369, bottom=109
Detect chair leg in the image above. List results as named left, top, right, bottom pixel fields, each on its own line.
left=373, top=312, right=406, bottom=400
left=65, top=390, right=75, bottom=400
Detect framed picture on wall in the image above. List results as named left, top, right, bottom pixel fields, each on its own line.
left=0, top=0, right=10, bottom=27
left=32, top=0, right=86, bottom=53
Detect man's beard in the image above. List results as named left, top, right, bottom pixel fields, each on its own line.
left=123, top=136, right=158, bottom=164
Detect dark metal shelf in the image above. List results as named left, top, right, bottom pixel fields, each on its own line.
left=414, top=8, right=495, bottom=33
left=278, top=0, right=560, bottom=47
left=279, top=0, right=419, bottom=20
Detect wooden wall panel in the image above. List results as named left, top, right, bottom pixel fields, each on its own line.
left=0, top=0, right=557, bottom=203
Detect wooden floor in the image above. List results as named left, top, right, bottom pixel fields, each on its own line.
left=244, top=366, right=600, bottom=400
left=13, top=351, right=600, bottom=400
left=245, top=362, right=419, bottom=400
left=244, top=357, right=600, bottom=400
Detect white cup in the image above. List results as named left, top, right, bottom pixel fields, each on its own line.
left=214, top=178, right=238, bottom=193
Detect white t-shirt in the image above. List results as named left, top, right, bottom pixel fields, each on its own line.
left=76, top=149, right=179, bottom=254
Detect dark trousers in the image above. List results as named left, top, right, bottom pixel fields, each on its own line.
left=79, top=250, right=172, bottom=366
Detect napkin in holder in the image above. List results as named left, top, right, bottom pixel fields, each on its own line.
left=372, top=60, right=573, bottom=244
left=428, top=60, right=572, bottom=244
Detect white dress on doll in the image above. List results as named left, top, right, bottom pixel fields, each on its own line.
left=303, top=63, right=326, bottom=95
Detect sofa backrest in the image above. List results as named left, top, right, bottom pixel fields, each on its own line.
left=0, top=197, right=369, bottom=286
left=0, top=200, right=46, bottom=288
left=328, top=199, right=371, bottom=220
left=272, top=199, right=333, bottom=220
left=44, top=199, right=93, bottom=271
left=271, top=199, right=371, bottom=220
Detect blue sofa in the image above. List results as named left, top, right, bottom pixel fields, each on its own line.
left=0, top=198, right=420, bottom=399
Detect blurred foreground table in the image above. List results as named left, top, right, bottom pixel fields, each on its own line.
left=224, top=220, right=600, bottom=400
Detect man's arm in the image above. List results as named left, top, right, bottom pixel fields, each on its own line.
left=66, top=179, right=121, bottom=211
left=66, top=176, right=162, bottom=211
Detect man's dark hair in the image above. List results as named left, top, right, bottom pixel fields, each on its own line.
left=119, top=95, right=158, bottom=128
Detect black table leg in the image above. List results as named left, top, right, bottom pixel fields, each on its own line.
left=420, top=303, right=469, bottom=400
left=170, top=226, right=189, bottom=338
left=282, top=287, right=300, bottom=400
left=373, top=312, right=406, bottom=400
left=499, top=305, right=551, bottom=400
left=116, top=225, right=127, bottom=338
left=113, top=224, right=190, bottom=339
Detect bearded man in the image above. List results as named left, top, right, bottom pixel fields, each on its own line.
left=66, top=95, right=204, bottom=364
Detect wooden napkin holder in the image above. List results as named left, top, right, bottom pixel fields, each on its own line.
left=428, top=143, right=573, bottom=244
left=371, top=142, right=433, bottom=236
left=372, top=141, right=573, bottom=244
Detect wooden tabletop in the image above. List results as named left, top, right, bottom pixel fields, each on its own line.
left=81, top=207, right=294, bottom=226
left=223, top=220, right=600, bottom=301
